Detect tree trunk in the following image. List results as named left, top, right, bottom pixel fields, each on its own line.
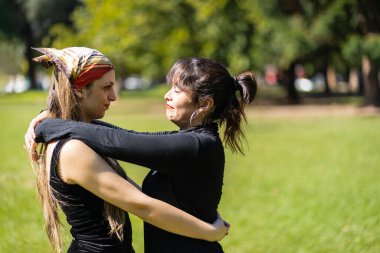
left=326, top=65, right=337, bottom=93
left=348, top=68, right=360, bottom=94
left=321, top=63, right=331, bottom=95
left=362, top=56, right=380, bottom=106
left=23, top=22, right=38, bottom=89
left=283, top=62, right=300, bottom=104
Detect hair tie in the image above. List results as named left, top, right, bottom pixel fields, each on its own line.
left=232, top=77, right=240, bottom=91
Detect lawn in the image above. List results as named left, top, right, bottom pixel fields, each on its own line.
left=0, top=89, right=379, bottom=252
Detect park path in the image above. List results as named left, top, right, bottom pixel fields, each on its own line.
left=248, top=104, right=380, bottom=119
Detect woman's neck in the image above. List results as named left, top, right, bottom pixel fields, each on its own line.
left=81, top=114, right=92, bottom=123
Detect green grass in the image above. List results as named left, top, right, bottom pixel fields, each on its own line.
left=1, top=90, right=379, bottom=252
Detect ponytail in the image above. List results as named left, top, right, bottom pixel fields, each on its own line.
left=221, top=72, right=257, bottom=154
left=235, top=72, right=257, bottom=105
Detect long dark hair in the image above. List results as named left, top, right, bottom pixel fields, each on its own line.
left=166, top=57, right=257, bottom=154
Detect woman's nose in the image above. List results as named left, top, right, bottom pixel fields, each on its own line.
left=164, top=90, right=171, bottom=101
left=109, top=87, right=117, bottom=101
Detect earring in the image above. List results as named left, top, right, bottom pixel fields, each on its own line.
left=189, top=111, right=199, bottom=127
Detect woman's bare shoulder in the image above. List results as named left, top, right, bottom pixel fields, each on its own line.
left=58, top=139, right=100, bottom=184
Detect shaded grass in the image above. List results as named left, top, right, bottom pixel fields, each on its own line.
left=1, top=90, right=379, bottom=252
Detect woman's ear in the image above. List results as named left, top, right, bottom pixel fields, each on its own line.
left=199, top=97, right=214, bottom=113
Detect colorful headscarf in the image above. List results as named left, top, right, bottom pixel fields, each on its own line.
left=32, top=47, right=114, bottom=90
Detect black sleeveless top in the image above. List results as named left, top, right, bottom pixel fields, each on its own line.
left=50, top=139, right=134, bottom=253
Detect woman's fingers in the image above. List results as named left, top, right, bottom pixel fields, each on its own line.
left=24, top=111, right=48, bottom=162
left=25, top=124, right=39, bottom=162
left=213, top=211, right=230, bottom=241
left=223, top=220, right=230, bottom=229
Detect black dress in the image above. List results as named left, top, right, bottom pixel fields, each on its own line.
left=50, top=139, right=134, bottom=253
left=37, top=119, right=225, bottom=253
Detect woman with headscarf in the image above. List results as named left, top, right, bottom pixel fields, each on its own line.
left=25, top=47, right=229, bottom=253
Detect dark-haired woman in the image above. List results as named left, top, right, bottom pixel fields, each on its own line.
left=29, top=57, right=257, bottom=253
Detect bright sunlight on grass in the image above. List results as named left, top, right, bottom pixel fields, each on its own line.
left=1, top=89, right=379, bottom=252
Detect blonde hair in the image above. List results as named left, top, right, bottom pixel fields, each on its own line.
left=32, top=69, right=125, bottom=252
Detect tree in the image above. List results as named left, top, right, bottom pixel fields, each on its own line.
left=0, top=0, right=80, bottom=89
left=342, top=0, right=380, bottom=106
left=48, top=0, right=380, bottom=106
left=49, top=0, right=263, bottom=80
left=255, top=0, right=380, bottom=105
left=242, top=0, right=354, bottom=103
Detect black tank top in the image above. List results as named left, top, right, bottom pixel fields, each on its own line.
left=50, top=139, right=134, bottom=253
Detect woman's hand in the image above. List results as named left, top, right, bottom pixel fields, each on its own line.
left=24, top=110, right=48, bottom=161
left=208, top=212, right=230, bottom=242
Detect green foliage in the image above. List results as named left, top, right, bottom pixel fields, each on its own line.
left=50, top=0, right=184, bottom=77
left=0, top=0, right=80, bottom=43
left=343, top=34, right=380, bottom=66
left=0, top=39, right=25, bottom=75
left=47, top=0, right=377, bottom=77
left=342, top=35, right=364, bottom=66
left=49, top=0, right=265, bottom=76
left=1, top=90, right=380, bottom=252
left=363, top=35, right=380, bottom=64
left=1, top=0, right=379, bottom=92
left=0, top=0, right=25, bottom=37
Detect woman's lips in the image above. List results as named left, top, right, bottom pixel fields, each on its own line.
left=166, top=104, right=174, bottom=109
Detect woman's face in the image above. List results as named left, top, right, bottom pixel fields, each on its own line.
left=164, top=84, right=198, bottom=129
left=80, top=70, right=117, bottom=122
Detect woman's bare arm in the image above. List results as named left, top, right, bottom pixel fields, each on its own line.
left=59, top=139, right=229, bottom=242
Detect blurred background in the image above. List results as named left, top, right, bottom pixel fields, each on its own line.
left=1, top=0, right=380, bottom=104
left=0, top=0, right=379, bottom=252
